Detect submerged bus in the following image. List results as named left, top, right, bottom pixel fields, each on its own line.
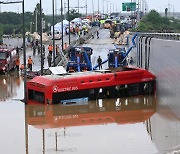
left=27, top=66, right=156, bottom=105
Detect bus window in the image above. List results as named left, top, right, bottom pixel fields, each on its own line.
left=28, top=89, right=45, bottom=104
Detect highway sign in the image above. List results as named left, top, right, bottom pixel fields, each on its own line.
left=122, top=2, right=136, bottom=11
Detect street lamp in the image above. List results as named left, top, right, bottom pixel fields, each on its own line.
left=30, top=22, right=34, bottom=34
left=61, top=0, right=64, bottom=56
left=39, top=0, right=43, bottom=75
left=106, top=1, right=109, bottom=14
left=102, top=0, right=105, bottom=15
left=0, top=0, right=26, bottom=103
left=92, top=0, right=94, bottom=20
left=52, top=0, right=55, bottom=67
left=98, top=0, right=99, bottom=14
left=85, top=0, right=87, bottom=15
left=68, top=0, right=70, bottom=45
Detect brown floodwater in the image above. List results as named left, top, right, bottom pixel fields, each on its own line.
left=0, top=73, right=180, bottom=154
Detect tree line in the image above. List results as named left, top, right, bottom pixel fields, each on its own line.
left=0, top=3, right=81, bottom=43
left=136, top=10, right=180, bottom=32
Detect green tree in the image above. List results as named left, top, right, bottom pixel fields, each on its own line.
left=32, top=3, right=45, bottom=33
left=136, top=10, right=180, bottom=32
left=66, top=9, right=82, bottom=21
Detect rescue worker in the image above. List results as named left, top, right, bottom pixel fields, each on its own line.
left=33, top=45, right=36, bottom=56
left=42, top=45, right=45, bottom=57
left=35, top=39, right=39, bottom=48
left=38, top=45, right=41, bottom=55
left=56, top=45, right=60, bottom=56
left=92, top=32, right=94, bottom=39
left=63, top=42, right=68, bottom=51
left=85, top=27, right=88, bottom=34
left=97, top=56, right=102, bottom=70
left=16, top=46, right=19, bottom=56
left=15, top=57, right=20, bottom=71
left=31, top=40, right=34, bottom=49
left=129, top=57, right=133, bottom=64
left=48, top=44, right=53, bottom=55
left=97, top=31, right=99, bottom=39
left=20, top=64, right=24, bottom=72
left=78, top=30, right=81, bottom=38
left=47, top=53, right=52, bottom=67
left=27, top=56, right=33, bottom=71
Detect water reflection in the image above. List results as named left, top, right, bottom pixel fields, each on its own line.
left=25, top=95, right=156, bottom=153
left=0, top=73, right=23, bottom=101
left=26, top=95, right=156, bottom=128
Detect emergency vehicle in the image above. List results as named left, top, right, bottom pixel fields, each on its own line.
left=0, top=45, right=18, bottom=73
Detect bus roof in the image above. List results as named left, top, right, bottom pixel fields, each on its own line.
left=28, top=67, right=141, bottom=86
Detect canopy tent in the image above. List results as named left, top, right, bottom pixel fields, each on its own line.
left=51, top=20, right=70, bottom=34
left=71, top=18, right=82, bottom=24
left=82, top=19, right=90, bottom=23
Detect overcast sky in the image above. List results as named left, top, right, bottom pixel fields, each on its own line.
left=0, top=0, right=179, bottom=14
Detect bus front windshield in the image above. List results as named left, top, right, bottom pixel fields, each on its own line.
left=0, top=52, right=6, bottom=60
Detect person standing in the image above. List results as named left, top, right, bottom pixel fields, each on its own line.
left=33, top=45, right=36, bottom=56
left=63, top=42, right=68, bottom=51
left=56, top=45, right=60, bottom=56
left=15, top=57, right=20, bottom=71
left=97, top=56, right=102, bottom=70
left=42, top=45, right=45, bottom=55
left=27, top=56, right=33, bottom=71
left=16, top=46, right=19, bottom=56
left=35, top=39, right=39, bottom=48
left=48, top=44, right=53, bottom=55
left=47, top=53, right=52, bottom=67
left=97, top=30, right=99, bottom=39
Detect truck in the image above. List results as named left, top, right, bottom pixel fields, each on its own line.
left=0, top=45, right=18, bottom=73
left=66, top=46, right=93, bottom=72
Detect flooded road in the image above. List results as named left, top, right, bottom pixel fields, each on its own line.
left=0, top=75, right=158, bottom=154
left=0, top=29, right=180, bottom=154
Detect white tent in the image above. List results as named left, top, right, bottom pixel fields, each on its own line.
left=51, top=20, right=70, bottom=34
left=62, top=19, right=69, bottom=26
left=82, top=19, right=90, bottom=23
left=71, top=18, right=82, bottom=24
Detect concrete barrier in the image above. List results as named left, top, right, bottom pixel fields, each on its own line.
left=130, top=32, right=180, bottom=118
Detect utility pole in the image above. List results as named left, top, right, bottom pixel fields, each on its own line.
left=86, top=0, right=87, bottom=15
left=92, top=0, right=94, bottom=20
left=35, top=8, right=38, bottom=32
left=61, top=0, right=64, bottom=54
left=64, top=2, right=66, bottom=19
left=78, top=0, right=79, bottom=14
left=137, top=0, right=140, bottom=23
left=52, top=0, right=55, bottom=67
left=106, top=1, right=109, bottom=14
left=40, top=0, right=43, bottom=75
left=68, top=0, right=70, bottom=45
left=102, top=0, right=104, bottom=14
left=55, top=0, right=57, bottom=15
left=98, top=0, right=99, bottom=14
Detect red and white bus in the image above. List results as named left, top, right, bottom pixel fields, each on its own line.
left=27, top=66, right=156, bottom=105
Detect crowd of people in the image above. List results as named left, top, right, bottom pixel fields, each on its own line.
left=14, top=18, right=101, bottom=73
left=15, top=38, right=69, bottom=73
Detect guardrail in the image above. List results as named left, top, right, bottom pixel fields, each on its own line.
left=131, top=32, right=180, bottom=41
